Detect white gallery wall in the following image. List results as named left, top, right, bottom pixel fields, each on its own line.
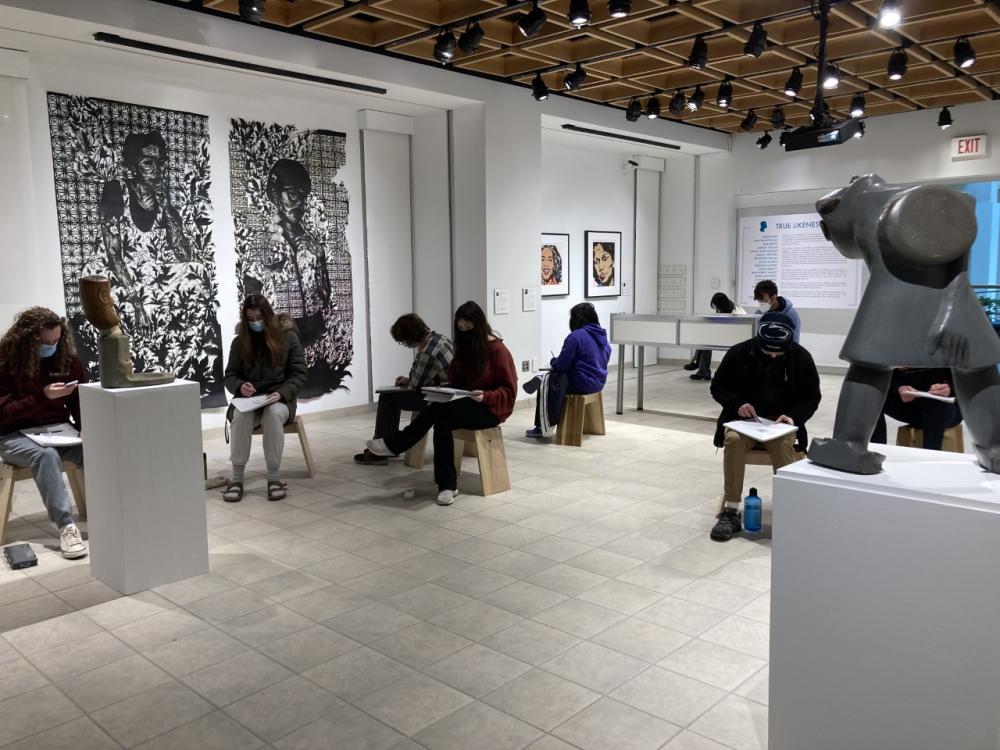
left=685, top=99, right=1000, bottom=367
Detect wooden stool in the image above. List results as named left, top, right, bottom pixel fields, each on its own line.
left=452, top=427, right=510, bottom=496
left=0, top=460, right=87, bottom=544
left=555, top=392, right=607, bottom=447
left=896, top=424, right=965, bottom=453
left=404, top=411, right=428, bottom=469
left=254, top=415, right=316, bottom=478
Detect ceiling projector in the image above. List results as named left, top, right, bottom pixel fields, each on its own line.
left=780, top=118, right=863, bottom=151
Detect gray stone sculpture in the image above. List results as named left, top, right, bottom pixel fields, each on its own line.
left=807, top=174, right=1000, bottom=475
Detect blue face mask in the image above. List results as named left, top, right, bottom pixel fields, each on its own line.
left=38, top=343, right=58, bottom=358
left=248, top=320, right=265, bottom=333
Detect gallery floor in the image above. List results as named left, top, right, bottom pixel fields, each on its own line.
left=0, top=365, right=936, bottom=749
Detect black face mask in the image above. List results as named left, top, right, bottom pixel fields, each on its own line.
left=455, top=330, right=476, bottom=344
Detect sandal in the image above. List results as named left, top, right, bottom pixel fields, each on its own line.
left=222, top=481, right=244, bottom=503
left=267, top=480, right=287, bottom=502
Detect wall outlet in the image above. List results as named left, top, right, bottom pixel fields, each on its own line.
left=521, top=360, right=531, bottom=373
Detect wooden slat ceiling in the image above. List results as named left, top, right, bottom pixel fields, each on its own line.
left=162, top=0, right=1000, bottom=133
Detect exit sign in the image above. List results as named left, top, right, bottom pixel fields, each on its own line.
left=950, top=134, right=989, bottom=161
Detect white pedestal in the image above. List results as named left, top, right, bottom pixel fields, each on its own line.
left=79, top=379, right=209, bottom=594
left=770, top=446, right=1000, bottom=750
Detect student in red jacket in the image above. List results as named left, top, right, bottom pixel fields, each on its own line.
left=0, top=307, right=88, bottom=558
left=365, top=300, right=518, bottom=506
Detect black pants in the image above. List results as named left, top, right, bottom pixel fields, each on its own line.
left=373, top=389, right=428, bottom=439
left=384, top=399, right=499, bottom=491
left=693, top=349, right=712, bottom=378
left=871, top=391, right=962, bottom=450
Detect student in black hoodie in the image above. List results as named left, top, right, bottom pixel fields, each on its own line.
left=871, top=368, right=962, bottom=450
left=709, top=312, right=821, bottom=541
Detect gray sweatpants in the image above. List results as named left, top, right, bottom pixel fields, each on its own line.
left=0, top=433, right=82, bottom=529
left=229, top=403, right=289, bottom=480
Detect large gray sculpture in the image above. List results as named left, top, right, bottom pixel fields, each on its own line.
left=807, top=174, right=1000, bottom=475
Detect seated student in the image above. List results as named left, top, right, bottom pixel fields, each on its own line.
left=871, top=368, right=962, bottom=450
left=223, top=294, right=307, bottom=503
left=685, top=292, right=747, bottom=381
left=526, top=302, right=610, bottom=439
left=0, top=308, right=87, bottom=559
left=753, top=280, right=801, bottom=342
left=355, top=314, right=454, bottom=465
left=364, top=301, right=518, bottom=506
left=709, top=312, right=821, bottom=542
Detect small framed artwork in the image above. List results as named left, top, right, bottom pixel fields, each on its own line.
left=585, top=230, right=622, bottom=298
left=540, top=233, right=570, bottom=297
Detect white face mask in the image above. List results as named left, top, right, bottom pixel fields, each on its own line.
left=757, top=301, right=771, bottom=313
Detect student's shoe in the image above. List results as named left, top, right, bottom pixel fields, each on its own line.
left=59, top=524, right=88, bottom=559
left=689, top=373, right=711, bottom=381
left=710, top=509, right=742, bottom=542
left=365, top=438, right=397, bottom=458
left=525, top=426, right=543, bottom=439
left=354, top=449, right=389, bottom=466
left=436, top=489, right=457, bottom=506
left=683, top=362, right=698, bottom=371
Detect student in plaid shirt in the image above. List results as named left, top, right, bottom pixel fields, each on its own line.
left=355, top=314, right=453, bottom=466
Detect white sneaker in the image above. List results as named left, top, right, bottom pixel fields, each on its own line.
left=59, top=524, right=88, bottom=559
left=365, top=438, right=396, bottom=457
left=436, top=490, right=457, bottom=506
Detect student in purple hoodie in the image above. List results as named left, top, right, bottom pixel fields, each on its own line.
left=527, top=303, right=612, bottom=438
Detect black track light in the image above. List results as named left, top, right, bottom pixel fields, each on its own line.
left=669, top=90, right=686, bottom=115
left=717, top=77, right=733, bottom=108
left=823, top=63, right=840, bottom=90
left=687, top=85, right=705, bottom=112
left=784, top=67, right=803, bottom=97
left=850, top=93, right=866, bottom=118
left=625, top=97, right=642, bottom=122
left=646, top=94, right=661, bottom=119
left=433, top=29, right=456, bottom=64
left=770, top=107, right=785, bottom=128
left=744, top=22, right=767, bottom=58
left=779, top=130, right=789, bottom=149
left=458, top=21, right=485, bottom=54
left=854, top=120, right=866, bottom=139
left=238, top=0, right=264, bottom=23
left=887, top=48, right=908, bottom=80
left=757, top=131, right=773, bottom=149
left=563, top=63, right=587, bottom=91
left=531, top=73, right=549, bottom=101
left=938, top=106, right=953, bottom=130
left=608, top=0, right=632, bottom=18
left=740, top=110, right=758, bottom=131
left=518, top=2, right=547, bottom=38
left=878, top=0, right=902, bottom=28
left=954, top=37, right=975, bottom=69
left=568, top=0, right=591, bottom=28
left=688, top=36, right=708, bottom=70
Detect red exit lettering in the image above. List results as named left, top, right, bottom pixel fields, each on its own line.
left=958, top=137, right=981, bottom=154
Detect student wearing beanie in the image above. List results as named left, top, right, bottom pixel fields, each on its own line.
left=708, top=312, right=821, bottom=541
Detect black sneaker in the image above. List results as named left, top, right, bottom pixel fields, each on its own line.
left=689, top=373, right=711, bottom=381
left=683, top=362, right=698, bottom=371
left=354, top=449, right=388, bottom=466
left=710, top=508, right=742, bottom=542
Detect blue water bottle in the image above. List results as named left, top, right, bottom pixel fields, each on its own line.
left=743, top=487, right=762, bottom=533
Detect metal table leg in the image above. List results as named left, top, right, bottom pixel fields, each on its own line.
left=637, top=345, right=644, bottom=411
left=616, top=344, right=625, bottom=415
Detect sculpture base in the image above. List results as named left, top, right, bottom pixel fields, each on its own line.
left=973, top=442, right=1000, bottom=474
left=807, top=437, right=884, bottom=474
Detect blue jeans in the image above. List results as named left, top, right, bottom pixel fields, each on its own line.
left=0, top=433, right=83, bottom=528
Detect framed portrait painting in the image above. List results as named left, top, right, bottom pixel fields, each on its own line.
left=585, top=230, right=622, bottom=298
left=540, top=233, right=570, bottom=297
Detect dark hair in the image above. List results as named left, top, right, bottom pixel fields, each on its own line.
left=239, top=294, right=287, bottom=366
left=453, top=301, right=492, bottom=377
left=541, top=244, right=562, bottom=284
left=592, top=242, right=615, bottom=286
left=266, top=159, right=311, bottom=203
left=753, top=280, right=778, bottom=300
left=390, top=314, right=430, bottom=347
left=569, top=302, right=599, bottom=331
left=123, top=131, right=167, bottom=169
left=710, top=293, right=736, bottom=313
left=0, top=307, right=76, bottom=381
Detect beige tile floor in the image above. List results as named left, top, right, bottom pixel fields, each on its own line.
left=0, top=364, right=960, bottom=749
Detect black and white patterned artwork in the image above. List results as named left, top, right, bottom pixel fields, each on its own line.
left=229, top=119, right=353, bottom=397
left=47, top=93, right=226, bottom=406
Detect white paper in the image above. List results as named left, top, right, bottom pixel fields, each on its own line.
left=908, top=390, right=957, bottom=404
left=20, top=422, right=82, bottom=447
left=423, top=387, right=475, bottom=403
left=724, top=417, right=798, bottom=443
left=231, top=395, right=272, bottom=413
left=494, top=288, right=510, bottom=315
left=522, top=287, right=538, bottom=312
